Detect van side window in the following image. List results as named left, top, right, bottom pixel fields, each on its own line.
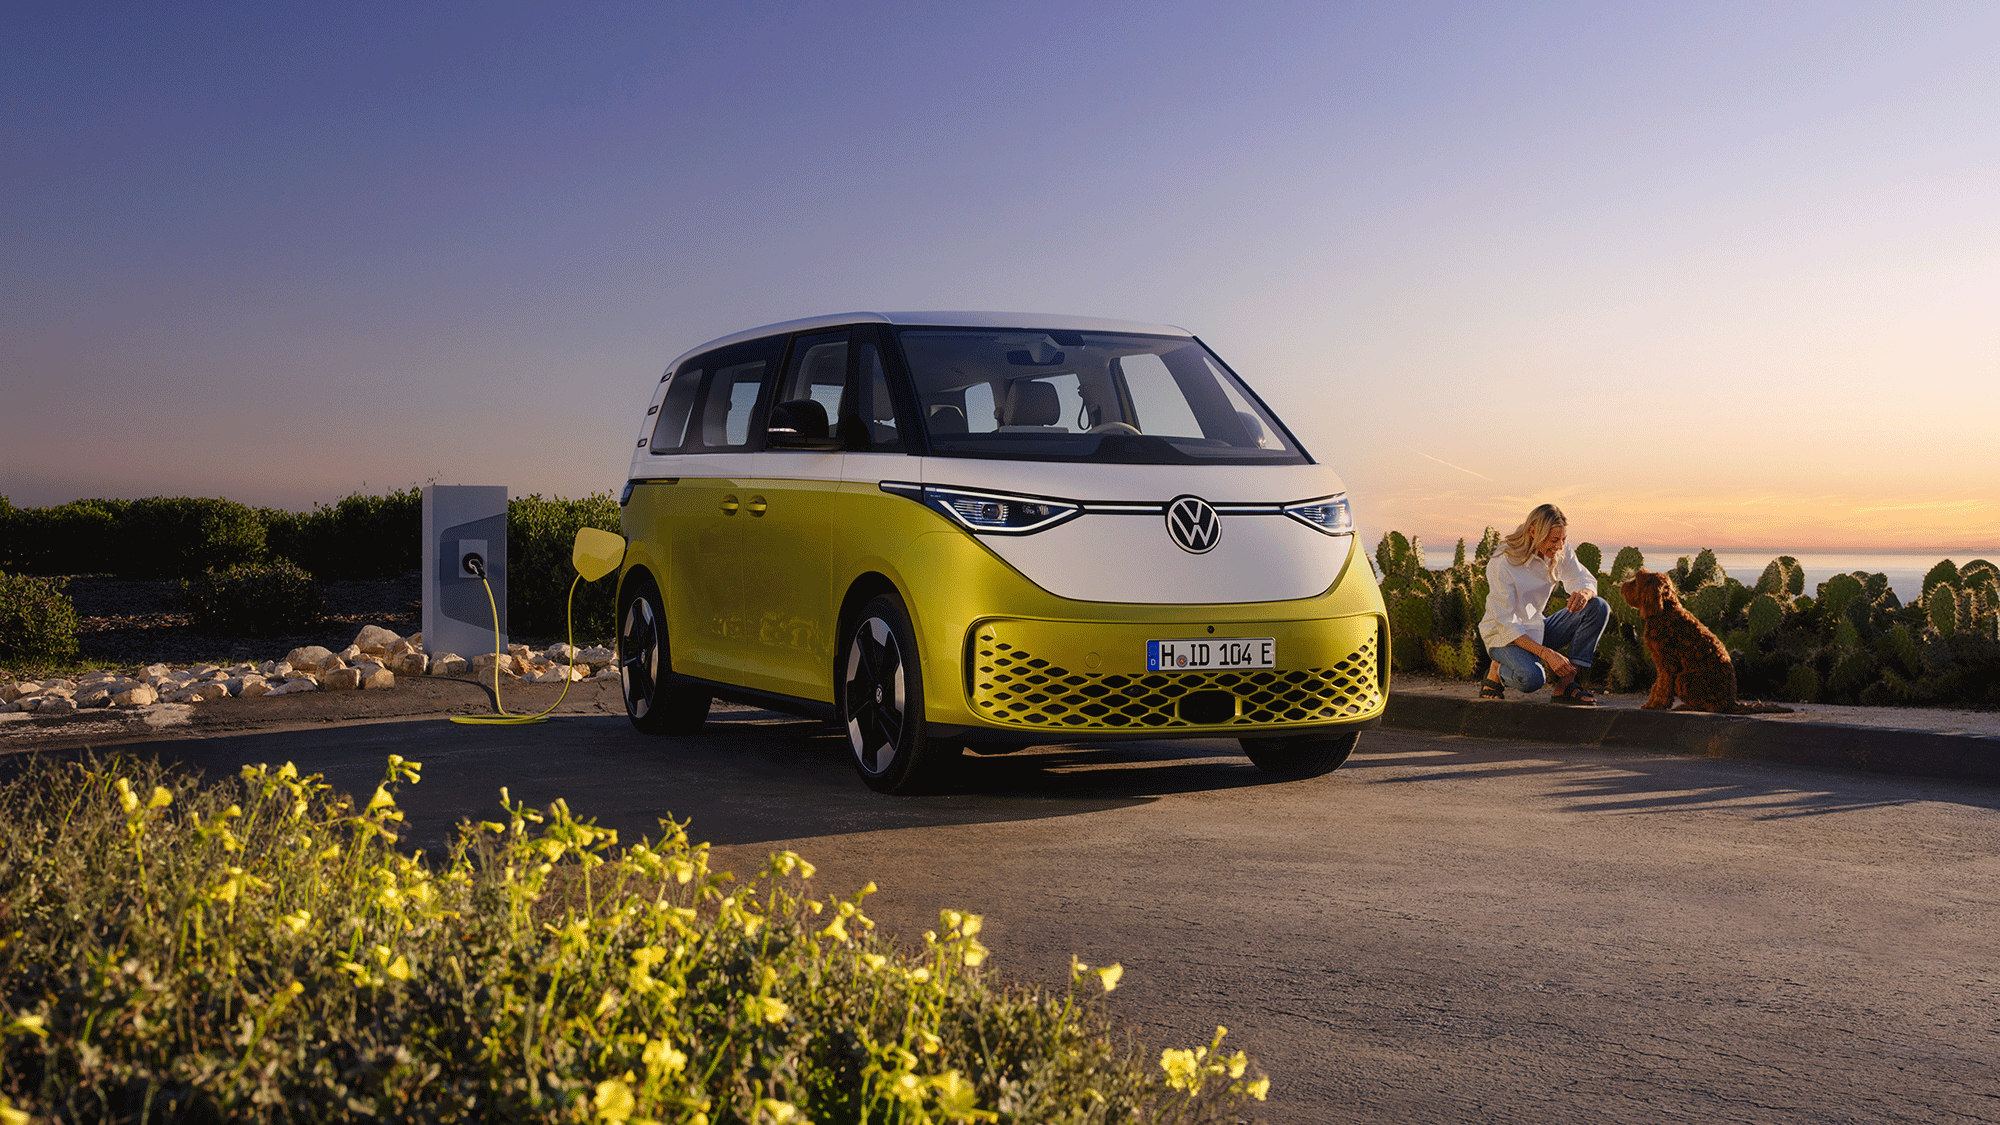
left=671, top=337, right=784, bottom=453
left=649, top=367, right=702, bottom=453
left=775, top=332, right=850, bottom=446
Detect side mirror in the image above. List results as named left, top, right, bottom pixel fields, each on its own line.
left=765, top=399, right=841, bottom=450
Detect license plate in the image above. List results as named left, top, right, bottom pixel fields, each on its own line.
left=1146, top=638, right=1276, bottom=671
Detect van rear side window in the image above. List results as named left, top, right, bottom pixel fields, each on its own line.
left=649, top=368, right=702, bottom=453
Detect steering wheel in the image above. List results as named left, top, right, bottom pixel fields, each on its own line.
left=1087, top=422, right=1141, bottom=435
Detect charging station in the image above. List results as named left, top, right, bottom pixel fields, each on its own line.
left=423, top=485, right=508, bottom=660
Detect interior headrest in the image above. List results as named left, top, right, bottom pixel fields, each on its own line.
left=1001, top=381, right=1060, bottom=427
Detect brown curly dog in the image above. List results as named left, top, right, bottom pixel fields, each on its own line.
left=1621, top=569, right=1790, bottom=714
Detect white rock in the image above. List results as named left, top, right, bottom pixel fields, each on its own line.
left=267, top=677, right=318, bottom=695
left=224, top=675, right=267, bottom=697
left=110, top=685, right=158, bottom=708
left=36, top=695, right=79, bottom=715
left=338, top=644, right=363, bottom=662
left=40, top=679, right=76, bottom=692
left=471, top=652, right=520, bottom=678
left=1, top=682, right=32, bottom=703
left=142, top=663, right=173, bottom=680
left=75, top=687, right=114, bottom=709
left=321, top=668, right=363, bottom=691
left=428, top=654, right=469, bottom=676
left=578, top=645, right=615, bottom=663
left=284, top=646, right=337, bottom=672
left=170, top=682, right=231, bottom=703
left=361, top=666, right=395, bottom=690
left=354, top=625, right=401, bottom=655
left=386, top=651, right=428, bottom=676
left=588, top=666, right=620, bottom=681
left=237, top=679, right=273, bottom=699
left=530, top=665, right=584, bottom=683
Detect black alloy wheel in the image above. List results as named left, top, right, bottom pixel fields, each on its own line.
left=841, top=593, right=958, bottom=793
left=618, top=572, right=710, bottom=735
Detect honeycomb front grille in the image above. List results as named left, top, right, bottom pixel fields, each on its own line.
left=969, top=633, right=1381, bottom=730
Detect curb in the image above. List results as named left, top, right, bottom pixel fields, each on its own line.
left=1381, top=693, right=2000, bottom=786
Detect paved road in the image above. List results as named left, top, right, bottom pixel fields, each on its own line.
left=50, top=705, right=2000, bottom=1123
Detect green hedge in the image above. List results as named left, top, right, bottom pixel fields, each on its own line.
left=0, top=572, right=80, bottom=664
left=182, top=561, right=326, bottom=636
left=508, top=492, right=623, bottom=640
left=1377, top=531, right=2000, bottom=707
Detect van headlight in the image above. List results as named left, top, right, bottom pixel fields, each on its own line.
left=880, top=482, right=1083, bottom=535
left=1282, top=494, right=1354, bottom=536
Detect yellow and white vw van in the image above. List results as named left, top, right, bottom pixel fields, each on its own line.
left=617, top=312, right=1386, bottom=792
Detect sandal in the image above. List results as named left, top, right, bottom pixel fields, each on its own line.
left=1552, top=683, right=1597, bottom=706
left=1479, top=678, right=1505, bottom=700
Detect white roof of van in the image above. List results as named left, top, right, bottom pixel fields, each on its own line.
left=664, top=311, right=1195, bottom=372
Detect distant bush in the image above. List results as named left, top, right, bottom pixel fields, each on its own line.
left=508, top=492, right=622, bottom=639
left=115, top=497, right=267, bottom=580
left=182, top=561, right=325, bottom=636
left=0, top=498, right=130, bottom=575
left=0, top=571, right=80, bottom=665
left=0, top=754, right=1268, bottom=1123
left=279, top=487, right=423, bottom=580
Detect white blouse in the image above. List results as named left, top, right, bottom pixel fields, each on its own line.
left=1479, top=547, right=1597, bottom=650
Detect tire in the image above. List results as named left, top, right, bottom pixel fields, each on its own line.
left=841, top=593, right=960, bottom=794
left=618, top=572, right=710, bottom=735
left=1240, top=729, right=1359, bottom=778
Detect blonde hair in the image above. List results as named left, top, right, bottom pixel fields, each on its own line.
left=1501, top=503, right=1568, bottom=572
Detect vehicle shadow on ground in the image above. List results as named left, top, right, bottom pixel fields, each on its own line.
left=10, top=708, right=1302, bottom=850
left=1349, top=728, right=2000, bottom=818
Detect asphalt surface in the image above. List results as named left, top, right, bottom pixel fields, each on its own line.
left=5, top=684, right=1998, bottom=1123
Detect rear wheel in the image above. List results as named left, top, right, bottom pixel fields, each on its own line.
left=618, top=573, right=710, bottom=735
left=841, top=593, right=959, bottom=794
left=1240, top=730, right=1359, bottom=778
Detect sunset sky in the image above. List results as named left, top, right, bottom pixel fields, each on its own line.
left=6, top=2, right=1996, bottom=554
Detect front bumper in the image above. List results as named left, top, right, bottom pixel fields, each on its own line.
left=955, top=612, right=1385, bottom=736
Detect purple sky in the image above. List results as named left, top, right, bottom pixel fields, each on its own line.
left=6, top=2, right=1997, bottom=552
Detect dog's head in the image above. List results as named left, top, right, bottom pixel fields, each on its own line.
left=1620, top=569, right=1677, bottom=617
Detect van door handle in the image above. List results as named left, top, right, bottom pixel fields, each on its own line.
left=720, top=494, right=740, bottom=515
left=746, top=496, right=768, bottom=516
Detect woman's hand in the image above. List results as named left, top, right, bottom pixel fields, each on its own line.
left=1567, top=590, right=1591, bottom=613
left=1541, top=647, right=1575, bottom=681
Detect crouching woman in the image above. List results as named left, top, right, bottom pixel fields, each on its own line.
left=1479, top=503, right=1610, bottom=705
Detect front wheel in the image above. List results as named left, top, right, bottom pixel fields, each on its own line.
left=618, top=573, right=710, bottom=735
left=841, top=593, right=959, bottom=794
left=1240, top=730, right=1359, bottom=778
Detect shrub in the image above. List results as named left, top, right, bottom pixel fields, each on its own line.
left=509, top=492, right=622, bottom=640
left=181, top=561, right=325, bottom=635
left=0, top=755, right=1269, bottom=1123
left=117, top=496, right=267, bottom=579
left=279, top=487, right=423, bottom=580
left=0, top=498, right=129, bottom=575
left=0, top=571, right=80, bottom=664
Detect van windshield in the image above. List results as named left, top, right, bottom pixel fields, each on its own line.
left=896, top=328, right=1309, bottom=465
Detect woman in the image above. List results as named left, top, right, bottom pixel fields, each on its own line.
left=1479, top=503, right=1609, bottom=705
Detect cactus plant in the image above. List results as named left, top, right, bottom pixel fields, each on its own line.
left=1607, top=546, right=1646, bottom=585
left=1687, top=585, right=1728, bottom=630
left=1818, top=573, right=1864, bottom=621
left=1746, top=593, right=1784, bottom=640
left=1876, top=622, right=1921, bottom=679
left=1921, top=559, right=1961, bottom=599
left=1783, top=663, right=1819, bottom=703
left=1474, top=527, right=1501, bottom=566
left=1755, top=556, right=1805, bottom=600
left=1424, top=637, right=1482, bottom=679
left=1928, top=584, right=1959, bottom=638
left=1390, top=592, right=1434, bottom=671
left=1575, top=542, right=1601, bottom=573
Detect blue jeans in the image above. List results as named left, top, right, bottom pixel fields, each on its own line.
left=1489, top=597, right=1610, bottom=693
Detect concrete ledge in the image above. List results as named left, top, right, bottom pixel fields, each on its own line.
left=1383, top=693, right=2000, bottom=785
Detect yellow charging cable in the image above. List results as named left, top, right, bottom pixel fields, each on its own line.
left=450, top=527, right=626, bottom=726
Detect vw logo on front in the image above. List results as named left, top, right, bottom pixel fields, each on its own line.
left=1166, top=495, right=1221, bottom=554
